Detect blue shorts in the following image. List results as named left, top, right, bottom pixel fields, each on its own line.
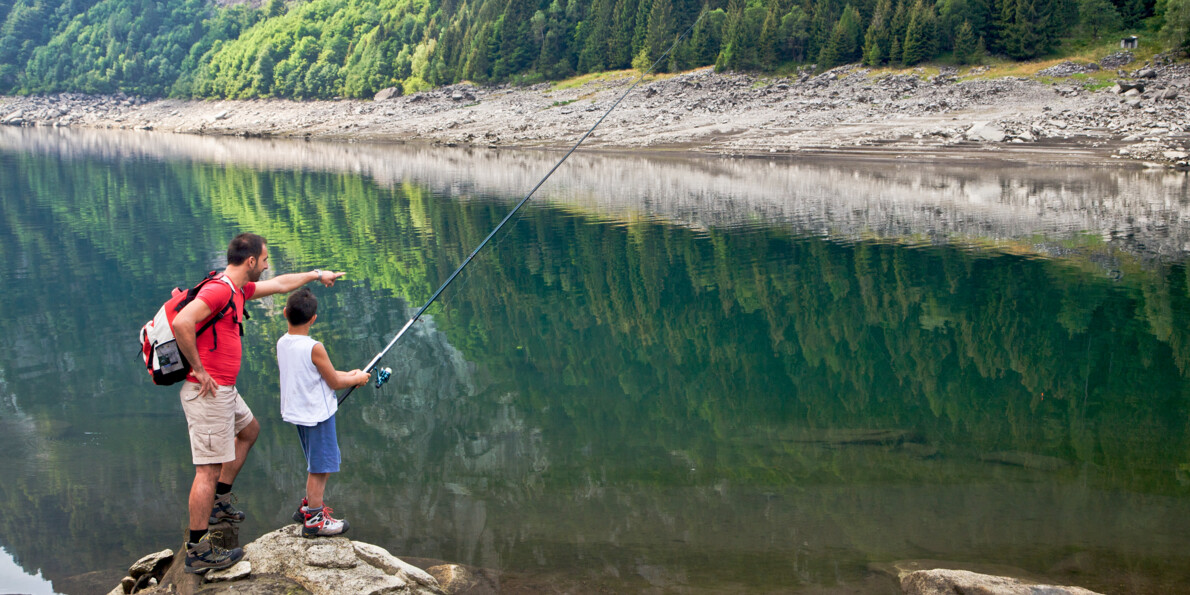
left=296, top=415, right=340, bottom=474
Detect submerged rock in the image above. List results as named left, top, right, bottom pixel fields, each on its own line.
left=902, top=569, right=1102, bottom=595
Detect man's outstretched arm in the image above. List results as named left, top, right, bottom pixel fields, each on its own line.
left=252, top=270, right=346, bottom=299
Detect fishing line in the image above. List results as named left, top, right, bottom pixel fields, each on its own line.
left=340, top=12, right=706, bottom=405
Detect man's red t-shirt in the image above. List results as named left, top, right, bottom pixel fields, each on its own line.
left=186, top=276, right=256, bottom=386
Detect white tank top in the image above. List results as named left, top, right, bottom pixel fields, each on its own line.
left=277, top=333, right=337, bottom=425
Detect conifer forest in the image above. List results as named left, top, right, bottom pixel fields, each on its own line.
left=0, top=0, right=1186, bottom=101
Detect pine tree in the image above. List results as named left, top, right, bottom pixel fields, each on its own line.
left=1079, top=0, right=1121, bottom=39
left=890, top=34, right=902, bottom=64
left=863, top=20, right=888, bottom=65
left=953, top=19, right=976, bottom=62
left=759, top=0, right=781, bottom=67
left=1009, top=0, right=1042, bottom=58
left=644, top=0, right=675, bottom=71
left=579, top=0, right=611, bottom=72
left=1122, top=0, right=1145, bottom=26
left=901, top=4, right=930, bottom=64
left=993, top=0, right=1016, bottom=54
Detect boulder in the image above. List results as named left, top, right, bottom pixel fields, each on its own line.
left=1158, top=88, right=1179, bottom=100
left=965, top=122, right=1007, bottom=143
left=902, top=569, right=1101, bottom=595
left=128, top=549, right=173, bottom=578
left=426, top=564, right=499, bottom=595
left=244, top=525, right=442, bottom=595
left=374, top=86, right=402, bottom=101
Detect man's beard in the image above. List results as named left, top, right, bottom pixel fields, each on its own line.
left=247, top=267, right=263, bottom=283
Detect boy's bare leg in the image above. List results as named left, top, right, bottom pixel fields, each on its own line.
left=190, top=464, right=222, bottom=534
left=306, top=472, right=329, bottom=508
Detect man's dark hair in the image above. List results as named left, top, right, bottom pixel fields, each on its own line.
left=285, top=288, right=318, bottom=325
left=227, top=233, right=267, bottom=265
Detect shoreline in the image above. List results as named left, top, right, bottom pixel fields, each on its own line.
left=1, top=60, right=1187, bottom=169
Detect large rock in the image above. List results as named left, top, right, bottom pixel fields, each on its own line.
left=374, top=86, right=402, bottom=101
left=426, top=564, right=499, bottom=595
left=128, top=549, right=174, bottom=578
left=965, top=122, right=1007, bottom=143
left=902, top=569, right=1102, bottom=595
left=244, top=525, right=442, bottom=595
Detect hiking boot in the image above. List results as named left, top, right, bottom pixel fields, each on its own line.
left=209, top=492, right=246, bottom=524
left=302, top=506, right=349, bottom=538
left=184, top=532, right=244, bottom=574
left=291, top=497, right=309, bottom=524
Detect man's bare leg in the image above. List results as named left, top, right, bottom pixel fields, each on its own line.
left=190, top=464, right=222, bottom=536
left=217, top=418, right=260, bottom=485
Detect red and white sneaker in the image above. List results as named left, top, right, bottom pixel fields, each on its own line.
left=291, top=497, right=309, bottom=524
left=302, top=506, right=349, bottom=538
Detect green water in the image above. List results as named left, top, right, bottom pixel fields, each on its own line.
left=1, top=128, right=1189, bottom=593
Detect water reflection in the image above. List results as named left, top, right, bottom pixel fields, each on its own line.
left=0, top=129, right=1189, bottom=594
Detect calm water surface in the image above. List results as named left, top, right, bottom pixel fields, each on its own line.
left=1, top=128, right=1190, bottom=594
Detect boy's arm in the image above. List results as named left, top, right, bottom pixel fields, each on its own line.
left=311, top=343, right=370, bottom=390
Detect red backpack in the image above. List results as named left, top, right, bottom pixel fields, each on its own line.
left=139, top=272, right=246, bottom=385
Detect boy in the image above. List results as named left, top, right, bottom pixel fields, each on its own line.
left=278, top=287, right=369, bottom=538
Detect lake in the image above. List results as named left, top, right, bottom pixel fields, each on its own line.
left=1, top=127, right=1189, bottom=594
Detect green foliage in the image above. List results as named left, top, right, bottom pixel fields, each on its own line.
left=0, top=0, right=1179, bottom=98
left=953, top=19, right=977, bottom=61
left=1162, top=0, right=1190, bottom=50
left=1080, top=0, right=1122, bottom=39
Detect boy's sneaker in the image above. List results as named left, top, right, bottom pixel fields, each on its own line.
left=291, top=497, right=309, bottom=524
left=302, top=506, right=349, bottom=538
left=184, top=532, right=244, bottom=574
left=209, top=492, right=246, bottom=524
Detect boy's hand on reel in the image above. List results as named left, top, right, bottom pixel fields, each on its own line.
left=352, top=370, right=370, bottom=387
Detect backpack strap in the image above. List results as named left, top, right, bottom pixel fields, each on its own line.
left=178, top=272, right=240, bottom=352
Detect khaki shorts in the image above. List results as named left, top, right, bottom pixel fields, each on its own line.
left=179, top=382, right=255, bottom=465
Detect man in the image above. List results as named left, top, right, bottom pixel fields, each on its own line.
left=172, top=233, right=345, bottom=573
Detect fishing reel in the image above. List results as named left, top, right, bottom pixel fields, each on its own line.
left=374, top=366, right=392, bottom=389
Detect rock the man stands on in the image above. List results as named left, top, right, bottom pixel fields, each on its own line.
left=172, top=233, right=345, bottom=573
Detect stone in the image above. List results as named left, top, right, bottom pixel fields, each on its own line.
left=306, top=541, right=358, bottom=569
left=354, top=542, right=440, bottom=590
left=1164, top=151, right=1189, bottom=160
left=121, top=575, right=136, bottom=592
left=426, top=564, right=498, bottom=595
left=106, top=585, right=125, bottom=595
left=242, top=526, right=439, bottom=595
left=206, top=560, right=252, bottom=582
left=1136, top=68, right=1157, bottom=79
left=1159, top=88, right=1179, bottom=100
left=374, top=86, right=402, bottom=101
left=128, top=549, right=173, bottom=578
left=965, top=122, right=1007, bottom=142
left=901, top=569, right=1102, bottom=595
left=1123, top=88, right=1142, bottom=98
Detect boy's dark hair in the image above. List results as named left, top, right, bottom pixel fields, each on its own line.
left=285, top=288, right=318, bottom=325
left=227, top=233, right=267, bottom=265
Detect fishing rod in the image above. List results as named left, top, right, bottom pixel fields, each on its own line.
left=339, top=13, right=705, bottom=405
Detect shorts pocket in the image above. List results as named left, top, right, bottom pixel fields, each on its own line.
left=191, top=422, right=233, bottom=463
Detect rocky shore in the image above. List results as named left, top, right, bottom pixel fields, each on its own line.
left=1, top=52, right=1187, bottom=168
left=103, top=524, right=1106, bottom=595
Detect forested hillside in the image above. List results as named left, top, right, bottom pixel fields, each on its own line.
left=0, top=0, right=1186, bottom=100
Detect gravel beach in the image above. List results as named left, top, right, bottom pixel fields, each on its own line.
left=2, top=57, right=1187, bottom=168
